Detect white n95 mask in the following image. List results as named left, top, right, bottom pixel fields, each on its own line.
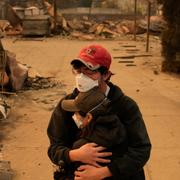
left=75, top=73, right=98, bottom=92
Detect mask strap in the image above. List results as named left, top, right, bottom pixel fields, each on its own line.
left=88, top=97, right=108, bottom=114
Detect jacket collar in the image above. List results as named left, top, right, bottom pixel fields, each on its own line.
left=107, top=82, right=124, bottom=102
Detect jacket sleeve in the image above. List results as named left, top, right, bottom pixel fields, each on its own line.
left=108, top=96, right=151, bottom=177
left=47, top=94, right=78, bottom=166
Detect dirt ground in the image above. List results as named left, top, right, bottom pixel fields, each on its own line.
left=0, top=35, right=180, bottom=180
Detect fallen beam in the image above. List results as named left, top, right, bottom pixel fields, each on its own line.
left=126, top=64, right=137, bottom=66
left=125, top=49, right=139, bottom=52
left=118, top=60, right=134, bottom=63
left=121, top=45, right=136, bottom=47
left=0, top=91, right=17, bottom=95
left=114, top=54, right=152, bottom=59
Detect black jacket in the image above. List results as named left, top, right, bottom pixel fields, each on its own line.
left=73, top=114, right=127, bottom=149
left=47, top=82, right=151, bottom=180
left=72, top=113, right=128, bottom=176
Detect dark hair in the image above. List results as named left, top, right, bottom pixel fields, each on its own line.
left=71, top=60, right=108, bottom=75
left=78, top=111, right=87, bottom=117
left=97, top=66, right=109, bottom=75
left=71, top=60, right=84, bottom=70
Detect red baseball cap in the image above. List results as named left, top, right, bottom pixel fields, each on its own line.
left=71, top=44, right=112, bottom=70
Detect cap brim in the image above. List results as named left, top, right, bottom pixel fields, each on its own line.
left=61, top=99, right=80, bottom=112
left=71, top=58, right=100, bottom=71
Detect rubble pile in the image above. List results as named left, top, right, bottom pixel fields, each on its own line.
left=0, top=0, right=167, bottom=39
left=0, top=21, right=22, bottom=37
left=59, top=15, right=167, bottom=40
left=23, top=76, right=62, bottom=90
left=0, top=41, right=62, bottom=121
left=1, top=55, right=62, bottom=92
left=0, top=160, right=13, bottom=180
left=62, top=18, right=146, bottom=40
left=0, top=3, right=23, bottom=37
left=0, top=42, right=62, bottom=92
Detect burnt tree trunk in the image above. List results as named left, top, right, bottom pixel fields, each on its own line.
left=159, top=0, right=180, bottom=73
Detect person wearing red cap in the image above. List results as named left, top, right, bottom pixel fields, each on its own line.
left=47, top=44, right=151, bottom=180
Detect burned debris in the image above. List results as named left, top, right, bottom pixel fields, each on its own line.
left=23, top=76, right=62, bottom=90
left=0, top=39, right=62, bottom=123
left=0, top=160, right=13, bottom=180
left=0, top=39, right=61, bottom=93
left=0, top=39, right=62, bottom=116
left=0, top=0, right=166, bottom=39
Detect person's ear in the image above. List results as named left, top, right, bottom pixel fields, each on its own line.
left=102, top=71, right=111, bottom=81
left=86, top=113, right=93, bottom=123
